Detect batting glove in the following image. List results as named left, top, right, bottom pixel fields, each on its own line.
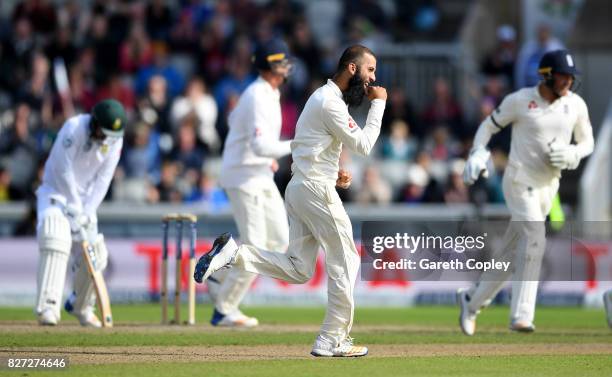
left=65, top=204, right=92, bottom=237
left=463, top=146, right=490, bottom=186
left=549, top=144, right=580, bottom=170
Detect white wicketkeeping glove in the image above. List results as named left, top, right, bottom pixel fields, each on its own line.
left=463, top=146, right=490, bottom=186
left=548, top=142, right=580, bottom=170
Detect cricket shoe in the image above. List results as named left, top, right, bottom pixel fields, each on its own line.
left=193, top=233, right=238, bottom=283
left=457, top=288, right=477, bottom=336
left=311, top=336, right=368, bottom=357
left=64, top=293, right=102, bottom=328
left=210, top=308, right=259, bottom=328
left=37, top=308, right=58, bottom=326
left=604, top=290, right=612, bottom=329
left=509, top=320, right=535, bottom=333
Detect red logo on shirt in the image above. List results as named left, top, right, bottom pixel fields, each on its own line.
left=254, top=128, right=262, bottom=137
left=528, top=100, right=538, bottom=109
left=348, top=117, right=356, bottom=129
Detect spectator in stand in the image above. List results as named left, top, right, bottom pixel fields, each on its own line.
left=96, top=73, right=136, bottom=114
left=135, top=42, right=185, bottom=98
left=170, top=77, right=220, bottom=154
left=356, top=165, right=392, bottom=205
left=138, top=74, right=171, bottom=136
left=85, top=13, right=119, bottom=84
left=213, top=51, right=256, bottom=117
left=515, top=23, right=563, bottom=89
left=381, top=119, right=418, bottom=161
left=171, top=115, right=205, bottom=173
left=12, top=0, right=57, bottom=36
left=119, top=21, right=154, bottom=74
left=481, top=25, right=517, bottom=89
left=421, top=77, right=464, bottom=138
left=68, top=62, right=97, bottom=113
left=382, top=86, right=420, bottom=137
left=145, top=0, right=173, bottom=42
left=0, top=165, right=23, bottom=202
left=17, top=52, right=53, bottom=128
left=156, top=160, right=183, bottom=203
left=423, top=125, right=459, bottom=162
left=0, top=103, right=39, bottom=199
left=2, top=17, right=37, bottom=95
left=121, top=121, right=161, bottom=181
left=444, top=159, right=469, bottom=204
left=185, top=171, right=229, bottom=211
left=45, top=25, right=78, bottom=68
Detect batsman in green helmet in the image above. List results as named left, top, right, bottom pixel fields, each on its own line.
left=34, top=98, right=126, bottom=328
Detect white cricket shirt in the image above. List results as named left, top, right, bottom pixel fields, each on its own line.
left=219, top=76, right=291, bottom=189
left=290, top=79, right=386, bottom=184
left=37, top=114, right=123, bottom=216
left=477, top=86, right=593, bottom=187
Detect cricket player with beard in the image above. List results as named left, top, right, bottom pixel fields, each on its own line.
left=206, top=39, right=293, bottom=328
left=195, top=45, right=386, bottom=357
left=458, top=50, right=594, bottom=335
left=35, top=99, right=125, bottom=327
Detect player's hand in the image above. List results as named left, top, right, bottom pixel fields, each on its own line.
left=548, top=143, right=579, bottom=170
left=336, top=169, right=352, bottom=189
left=367, top=86, right=387, bottom=101
left=463, top=146, right=490, bottom=186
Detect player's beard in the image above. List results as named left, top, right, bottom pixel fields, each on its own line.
left=343, top=71, right=366, bottom=108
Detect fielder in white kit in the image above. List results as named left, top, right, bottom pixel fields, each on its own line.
left=35, top=99, right=125, bottom=327
left=459, top=50, right=594, bottom=335
left=207, top=39, right=293, bottom=327
left=195, top=45, right=387, bottom=357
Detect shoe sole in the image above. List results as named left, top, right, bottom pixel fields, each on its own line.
left=194, top=233, right=231, bottom=283
left=457, top=289, right=474, bottom=336
left=510, top=326, right=535, bottom=333
left=310, top=350, right=368, bottom=357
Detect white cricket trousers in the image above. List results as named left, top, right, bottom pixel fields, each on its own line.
left=468, top=165, right=559, bottom=323
left=234, top=174, right=360, bottom=346
left=214, top=180, right=289, bottom=314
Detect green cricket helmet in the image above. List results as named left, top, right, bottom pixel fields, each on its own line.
left=91, top=99, right=126, bottom=138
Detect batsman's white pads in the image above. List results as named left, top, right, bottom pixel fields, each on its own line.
left=71, top=233, right=108, bottom=315
left=463, top=146, right=490, bottom=185
left=548, top=141, right=580, bottom=170
left=36, top=207, right=72, bottom=320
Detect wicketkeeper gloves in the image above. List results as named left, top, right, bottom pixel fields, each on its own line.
left=548, top=143, right=580, bottom=170
left=463, top=146, right=490, bottom=185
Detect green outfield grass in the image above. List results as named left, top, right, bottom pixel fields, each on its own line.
left=0, top=305, right=610, bottom=377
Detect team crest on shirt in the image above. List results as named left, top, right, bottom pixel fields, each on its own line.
left=101, top=144, right=109, bottom=154
left=528, top=100, right=538, bottom=109
left=348, top=117, right=358, bottom=133
left=564, top=104, right=569, bottom=114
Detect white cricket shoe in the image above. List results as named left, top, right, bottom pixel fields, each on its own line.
left=509, top=320, right=535, bottom=333
left=37, top=308, right=58, bottom=326
left=311, top=336, right=368, bottom=357
left=72, top=309, right=102, bottom=328
left=457, top=288, right=477, bottom=336
left=211, top=309, right=259, bottom=328
left=603, top=290, right=612, bottom=329
left=193, top=233, right=238, bottom=283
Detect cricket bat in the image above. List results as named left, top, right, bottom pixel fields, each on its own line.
left=80, top=229, right=113, bottom=328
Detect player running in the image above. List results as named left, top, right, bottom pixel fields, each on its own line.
left=194, top=45, right=386, bottom=357
left=35, top=99, right=125, bottom=327
left=206, top=39, right=293, bottom=328
left=458, top=50, right=594, bottom=335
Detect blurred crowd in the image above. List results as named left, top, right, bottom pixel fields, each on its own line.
left=0, top=0, right=565, bottom=213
